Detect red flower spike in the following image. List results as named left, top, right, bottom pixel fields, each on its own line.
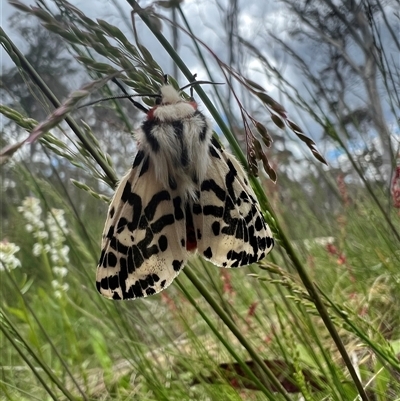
left=391, top=165, right=400, bottom=208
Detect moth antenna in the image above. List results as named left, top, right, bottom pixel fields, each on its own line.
left=78, top=77, right=162, bottom=113
left=111, top=78, right=162, bottom=112
left=78, top=93, right=161, bottom=113
left=78, top=94, right=154, bottom=112
left=112, top=77, right=129, bottom=95
left=179, top=80, right=225, bottom=92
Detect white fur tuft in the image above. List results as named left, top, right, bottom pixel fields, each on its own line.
left=160, top=85, right=182, bottom=104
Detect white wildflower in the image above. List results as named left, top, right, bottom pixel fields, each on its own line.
left=47, top=209, right=68, bottom=241
left=19, top=198, right=71, bottom=290
left=51, top=209, right=68, bottom=232
left=53, top=266, right=68, bottom=278
left=32, top=243, right=43, bottom=257
left=304, top=236, right=335, bottom=250
left=46, top=209, right=70, bottom=267
left=0, top=241, right=21, bottom=271
left=36, top=221, right=45, bottom=230
left=52, top=279, right=69, bottom=298
left=50, top=252, right=60, bottom=264
left=18, top=197, right=42, bottom=227
left=60, top=245, right=70, bottom=264
left=37, top=231, right=49, bottom=240
left=19, top=197, right=46, bottom=239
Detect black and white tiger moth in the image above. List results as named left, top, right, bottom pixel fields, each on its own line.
left=96, top=83, right=274, bottom=300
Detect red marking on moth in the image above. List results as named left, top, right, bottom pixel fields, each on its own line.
left=391, top=165, right=400, bottom=208
left=146, top=106, right=158, bottom=120
left=185, top=224, right=197, bottom=252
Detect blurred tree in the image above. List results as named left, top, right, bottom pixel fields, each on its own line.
left=1, top=12, right=83, bottom=224
left=0, top=12, right=141, bottom=228
left=266, top=0, right=398, bottom=179
left=1, top=13, right=77, bottom=122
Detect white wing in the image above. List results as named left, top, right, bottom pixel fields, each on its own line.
left=96, top=150, right=188, bottom=299
left=192, top=138, right=274, bottom=268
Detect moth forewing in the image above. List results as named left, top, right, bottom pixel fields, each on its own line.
left=96, top=84, right=274, bottom=300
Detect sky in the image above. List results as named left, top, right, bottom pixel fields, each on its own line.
left=0, top=0, right=289, bottom=135
left=1, top=0, right=286, bottom=93
left=1, top=0, right=399, bottom=170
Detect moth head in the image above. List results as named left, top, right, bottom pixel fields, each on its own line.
left=158, top=85, right=182, bottom=105
left=156, top=79, right=222, bottom=106
left=78, top=78, right=222, bottom=114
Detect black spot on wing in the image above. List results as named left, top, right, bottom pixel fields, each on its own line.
left=139, top=156, right=150, bottom=177
left=142, top=121, right=160, bottom=152
left=98, top=276, right=109, bottom=291
left=169, top=176, right=177, bottom=190
left=112, top=292, right=122, bottom=300
left=255, top=216, right=264, bottom=231
left=106, top=225, right=115, bottom=239
left=116, top=218, right=127, bottom=234
left=194, top=110, right=208, bottom=141
left=144, top=191, right=171, bottom=221
left=121, top=181, right=132, bottom=203
left=209, top=144, right=221, bottom=159
left=107, top=252, right=117, bottom=267
left=201, top=179, right=226, bottom=202
left=126, top=247, right=134, bottom=273
left=139, top=278, right=149, bottom=290
left=146, top=287, right=156, bottom=296
left=225, top=159, right=238, bottom=200
left=151, top=214, right=175, bottom=233
left=138, top=215, right=148, bottom=230
left=226, top=250, right=245, bottom=268
left=172, top=260, right=183, bottom=272
left=137, top=228, right=158, bottom=260
left=235, top=220, right=244, bottom=240
left=98, top=249, right=106, bottom=267
left=211, top=137, right=222, bottom=150
left=193, top=203, right=202, bottom=214
left=158, top=235, right=168, bottom=252
left=130, top=281, right=144, bottom=298
left=203, top=247, right=213, bottom=259
left=110, top=237, right=128, bottom=255
left=172, top=120, right=189, bottom=167
left=132, top=150, right=146, bottom=168
left=131, top=246, right=143, bottom=271
left=203, top=205, right=224, bottom=218
left=211, top=221, right=220, bottom=236
left=173, top=196, right=184, bottom=220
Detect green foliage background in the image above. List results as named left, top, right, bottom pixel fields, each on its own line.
left=1, top=1, right=399, bottom=400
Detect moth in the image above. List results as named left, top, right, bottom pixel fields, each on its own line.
left=96, top=82, right=274, bottom=300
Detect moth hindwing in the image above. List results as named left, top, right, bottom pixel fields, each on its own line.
left=96, top=84, right=274, bottom=300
